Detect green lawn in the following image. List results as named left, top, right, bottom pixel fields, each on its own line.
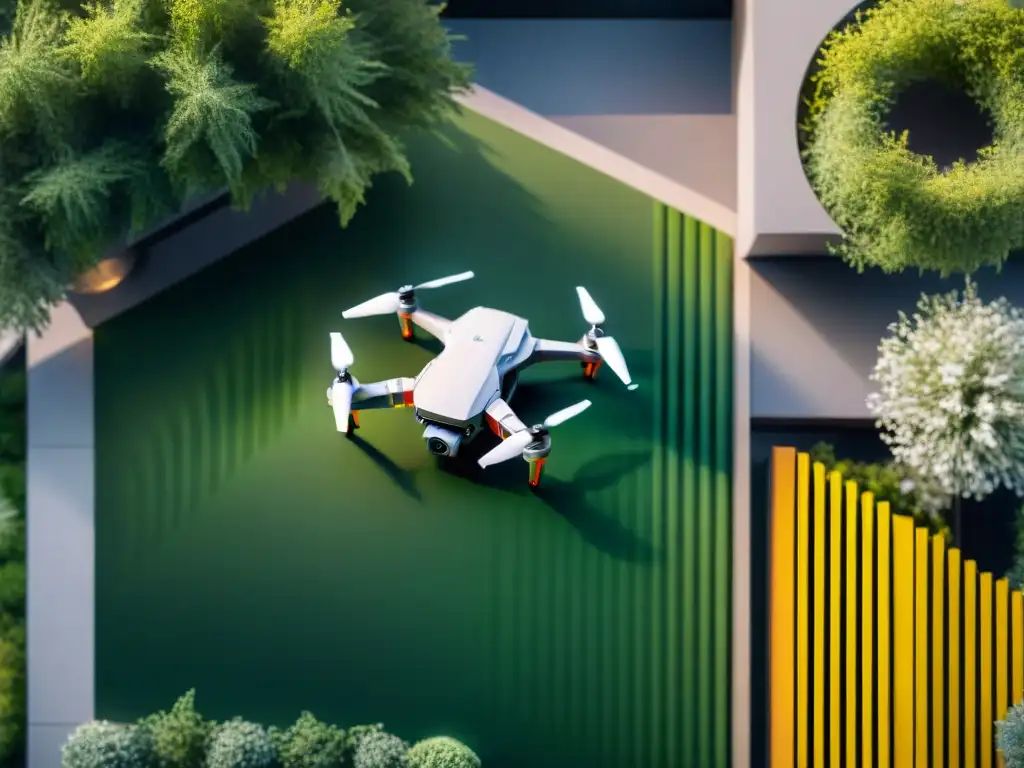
left=95, top=110, right=733, bottom=768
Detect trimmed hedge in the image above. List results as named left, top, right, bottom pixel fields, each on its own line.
left=62, top=691, right=482, bottom=768
left=802, top=0, right=1024, bottom=276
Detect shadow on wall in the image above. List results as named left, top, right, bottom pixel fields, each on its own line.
left=749, top=255, right=1024, bottom=420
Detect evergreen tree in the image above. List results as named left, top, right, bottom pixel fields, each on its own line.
left=0, top=0, right=470, bottom=333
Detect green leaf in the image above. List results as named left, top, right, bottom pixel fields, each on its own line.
left=152, top=44, right=274, bottom=192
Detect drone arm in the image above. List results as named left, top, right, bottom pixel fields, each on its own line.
left=526, top=338, right=600, bottom=366
left=484, top=397, right=529, bottom=439
left=351, top=377, right=417, bottom=411
left=408, top=309, right=451, bottom=342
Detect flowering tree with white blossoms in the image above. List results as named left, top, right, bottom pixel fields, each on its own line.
left=867, top=280, right=1024, bottom=533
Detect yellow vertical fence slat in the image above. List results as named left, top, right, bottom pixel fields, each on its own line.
left=917, top=528, right=930, bottom=768
left=829, top=471, right=843, bottom=768
left=1013, top=591, right=1024, bottom=706
left=877, top=500, right=891, bottom=768
left=935, top=534, right=946, bottom=768
left=769, top=447, right=796, bottom=768
left=967, top=560, right=978, bottom=768
left=770, top=448, right=798, bottom=768
left=813, top=463, right=826, bottom=768
left=982, top=572, right=993, bottom=768
left=893, top=514, right=915, bottom=768
left=997, top=578, right=1009, bottom=768
left=951, top=548, right=962, bottom=768
left=768, top=449, right=1024, bottom=768
left=846, top=479, right=858, bottom=768
left=796, top=453, right=810, bottom=768
left=862, top=492, right=874, bottom=768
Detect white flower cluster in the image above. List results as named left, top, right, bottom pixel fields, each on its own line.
left=867, top=280, right=1024, bottom=501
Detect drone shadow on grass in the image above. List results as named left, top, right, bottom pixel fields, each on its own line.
left=347, top=432, right=421, bottom=501
left=437, top=442, right=658, bottom=564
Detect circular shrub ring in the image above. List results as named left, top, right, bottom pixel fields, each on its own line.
left=802, top=0, right=1024, bottom=275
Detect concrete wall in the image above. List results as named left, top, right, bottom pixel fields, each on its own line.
left=750, top=256, right=1024, bottom=421
left=733, top=0, right=847, bottom=257
left=447, top=20, right=737, bottom=211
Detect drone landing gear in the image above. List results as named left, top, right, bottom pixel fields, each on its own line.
left=582, top=359, right=603, bottom=380
left=527, top=457, right=548, bottom=488
left=398, top=312, right=414, bottom=341
left=345, top=412, right=360, bottom=438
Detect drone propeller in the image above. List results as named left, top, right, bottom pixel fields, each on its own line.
left=342, top=271, right=475, bottom=319
left=575, top=286, right=634, bottom=389
left=329, top=332, right=355, bottom=432
left=477, top=400, right=592, bottom=469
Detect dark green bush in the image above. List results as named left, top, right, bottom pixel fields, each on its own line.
left=0, top=624, right=25, bottom=762
left=268, top=711, right=379, bottom=767
left=140, top=688, right=213, bottom=767
left=809, top=442, right=951, bottom=537
left=0, top=0, right=471, bottom=333
left=0, top=359, right=25, bottom=765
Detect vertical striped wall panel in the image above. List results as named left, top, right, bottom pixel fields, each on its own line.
left=650, top=203, right=733, bottom=768
left=768, top=446, right=1024, bottom=768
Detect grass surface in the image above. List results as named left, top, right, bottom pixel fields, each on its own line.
left=95, top=110, right=733, bottom=768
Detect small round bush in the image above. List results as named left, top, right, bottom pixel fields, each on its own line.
left=140, top=689, right=213, bottom=768
left=205, top=719, right=275, bottom=768
left=354, top=730, right=408, bottom=768
left=61, top=721, right=156, bottom=768
left=406, top=737, right=481, bottom=768
left=268, top=711, right=348, bottom=767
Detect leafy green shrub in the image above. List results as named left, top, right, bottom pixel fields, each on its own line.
left=205, top=719, right=275, bottom=768
left=268, top=711, right=378, bottom=767
left=140, top=688, right=213, bottom=767
left=61, top=721, right=156, bottom=768
left=0, top=561, right=25, bottom=617
left=801, top=0, right=1024, bottom=276
left=808, top=442, right=950, bottom=537
left=0, top=360, right=24, bottom=764
left=406, top=737, right=480, bottom=768
left=353, top=729, right=407, bottom=768
left=0, top=623, right=25, bottom=762
left=0, top=0, right=471, bottom=333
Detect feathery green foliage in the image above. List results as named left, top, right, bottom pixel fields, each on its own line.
left=0, top=0, right=470, bottom=333
left=152, top=44, right=274, bottom=191
left=22, top=140, right=150, bottom=261
left=60, top=0, right=154, bottom=94
left=801, top=0, right=1024, bottom=276
left=139, top=688, right=213, bottom=767
left=0, top=0, right=75, bottom=142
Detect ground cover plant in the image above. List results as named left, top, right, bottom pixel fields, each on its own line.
left=0, top=0, right=470, bottom=333
left=0, top=357, right=25, bottom=766
left=62, top=690, right=482, bottom=768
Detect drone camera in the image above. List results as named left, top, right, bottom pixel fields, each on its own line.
left=423, top=424, right=464, bottom=457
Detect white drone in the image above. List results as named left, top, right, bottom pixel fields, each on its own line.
left=327, top=271, right=636, bottom=487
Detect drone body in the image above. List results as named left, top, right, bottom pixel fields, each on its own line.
left=328, top=272, right=635, bottom=487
